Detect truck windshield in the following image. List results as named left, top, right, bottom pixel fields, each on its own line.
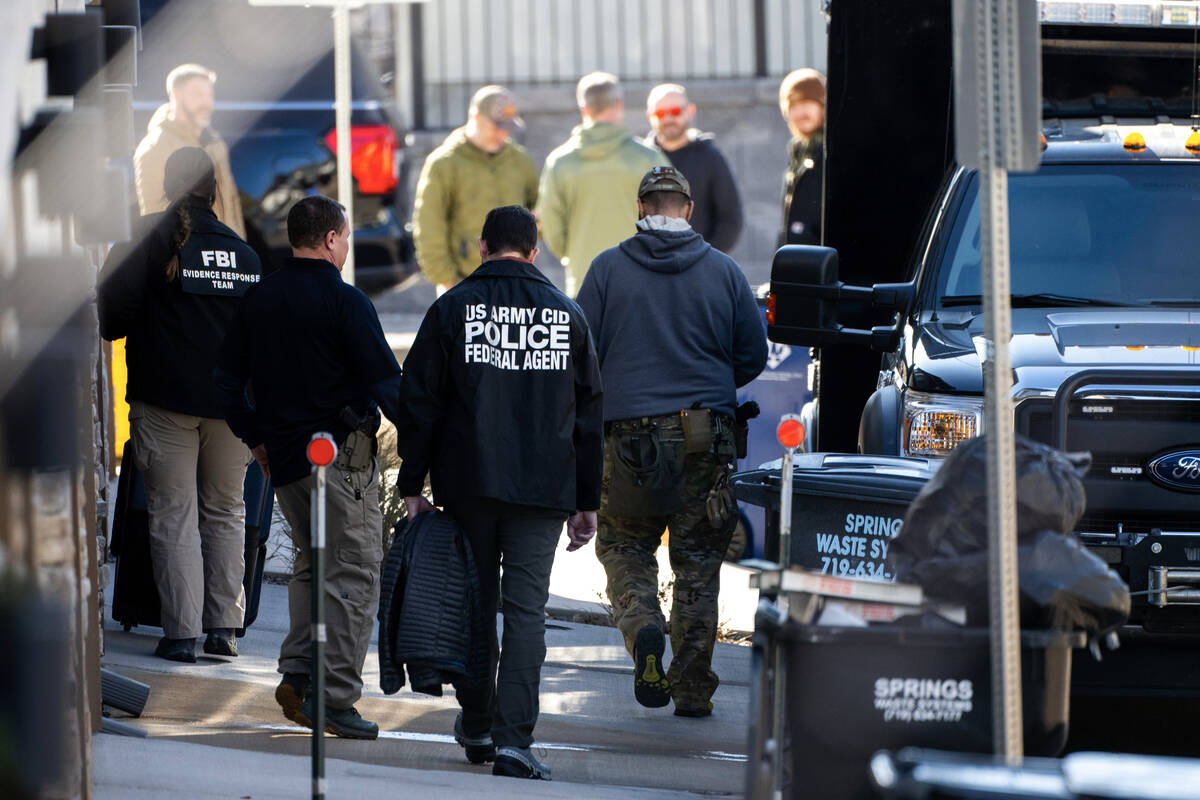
left=937, top=165, right=1200, bottom=309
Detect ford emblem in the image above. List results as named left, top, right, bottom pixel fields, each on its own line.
left=1147, top=449, right=1200, bottom=493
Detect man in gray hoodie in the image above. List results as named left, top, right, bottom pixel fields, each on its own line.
left=576, top=167, right=767, bottom=718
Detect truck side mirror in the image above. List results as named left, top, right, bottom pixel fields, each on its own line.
left=768, top=245, right=912, bottom=350
left=767, top=246, right=841, bottom=346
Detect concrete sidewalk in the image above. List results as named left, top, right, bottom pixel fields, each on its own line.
left=94, top=736, right=711, bottom=800
left=97, top=550, right=756, bottom=797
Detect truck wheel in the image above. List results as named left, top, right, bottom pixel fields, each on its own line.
left=859, top=386, right=902, bottom=455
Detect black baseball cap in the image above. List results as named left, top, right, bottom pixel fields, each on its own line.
left=637, top=165, right=691, bottom=200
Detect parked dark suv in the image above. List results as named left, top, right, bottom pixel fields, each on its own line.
left=134, top=0, right=415, bottom=292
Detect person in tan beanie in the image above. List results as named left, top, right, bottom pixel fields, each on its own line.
left=778, top=68, right=826, bottom=246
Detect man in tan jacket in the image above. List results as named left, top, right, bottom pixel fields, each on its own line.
left=134, top=63, right=245, bottom=238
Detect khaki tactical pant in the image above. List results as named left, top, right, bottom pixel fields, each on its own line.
left=129, top=402, right=249, bottom=640
left=275, top=458, right=383, bottom=709
left=595, top=414, right=737, bottom=709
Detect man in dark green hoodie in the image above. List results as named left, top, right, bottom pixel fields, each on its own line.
left=576, top=167, right=767, bottom=718
left=537, top=72, right=668, bottom=296
left=413, top=86, right=539, bottom=294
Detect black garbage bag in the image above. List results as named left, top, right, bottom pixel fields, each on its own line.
left=894, top=435, right=1091, bottom=567
left=1019, top=530, right=1130, bottom=634
left=893, top=530, right=1129, bottom=633
left=897, top=527, right=1128, bottom=633
left=889, top=434, right=1129, bottom=634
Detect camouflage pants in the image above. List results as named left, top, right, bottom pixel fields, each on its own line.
left=595, top=414, right=737, bottom=708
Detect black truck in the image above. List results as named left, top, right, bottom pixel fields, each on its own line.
left=766, top=1, right=1200, bottom=694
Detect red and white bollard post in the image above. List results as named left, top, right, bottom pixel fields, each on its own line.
left=775, top=414, right=806, bottom=571
left=772, top=414, right=805, bottom=798
left=306, top=433, right=337, bottom=800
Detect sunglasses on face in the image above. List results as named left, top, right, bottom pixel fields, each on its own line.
left=652, top=106, right=685, bottom=120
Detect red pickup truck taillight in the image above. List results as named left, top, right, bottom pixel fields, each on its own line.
left=325, top=124, right=398, bottom=195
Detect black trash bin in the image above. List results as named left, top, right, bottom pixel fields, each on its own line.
left=772, top=624, right=1084, bottom=800
left=732, top=453, right=939, bottom=579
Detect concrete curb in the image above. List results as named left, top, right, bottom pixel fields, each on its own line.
left=546, top=604, right=616, bottom=628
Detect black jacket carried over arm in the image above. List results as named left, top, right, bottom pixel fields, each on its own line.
left=394, top=258, right=604, bottom=513
left=98, top=198, right=261, bottom=418
left=377, top=511, right=488, bottom=696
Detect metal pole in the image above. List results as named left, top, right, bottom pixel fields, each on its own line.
left=980, top=167, right=1023, bottom=763
left=409, top=1, right=426, bottom=131
left=311, top=460, right=326, bottom=800
left=778, top=446, right=795, bottom=571
left=772, top=441, right=796, bottom=798
left=975, top=0, right=1024, bottom=764
left=333, top=0, right=355, bottom=285
left=753, top=0, right=768, bottom=78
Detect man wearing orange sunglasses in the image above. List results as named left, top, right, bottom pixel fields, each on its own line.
left=644, top=84, right=743, bottom=254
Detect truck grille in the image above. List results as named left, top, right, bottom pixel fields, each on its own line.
left=1015, top=391, right=1200, bottom=534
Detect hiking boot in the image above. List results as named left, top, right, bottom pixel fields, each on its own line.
left=673, top=700, right=714, bottom=718
left=296, top=696, right=379, bottom=740
left=275, top=673, right=310, bottom=723
left=454, top=713, right=496, bottom=764
left=203, top=628, right=238, bottom=657
left=493, top=746, right=551, bottom=780
left=633, top=625, right=670, bottom=708
left=155, top=637, right=197, bottom=663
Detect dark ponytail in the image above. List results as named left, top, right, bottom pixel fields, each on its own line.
left=164, top=200, right=195, bottom=281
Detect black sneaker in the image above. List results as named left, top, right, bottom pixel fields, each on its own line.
left=673, top=700, right=714, bottom=718
left=275, top=673, right=309, bottom=723
left=633, top=625, right=670, bottom=708
left=454, top=713, right=496, bottom=764
left=296, top=696, right=379, bottom=740
left=203, top=628, right=238, bottom=657
left=493, top=746, right=551, bottom=780
left=154, top=637, right=197, bottom=663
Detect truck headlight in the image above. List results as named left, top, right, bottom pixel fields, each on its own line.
left=902, top=390, right=984, bottom=457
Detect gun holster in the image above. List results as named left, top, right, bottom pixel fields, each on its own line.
left=335, top=406, right=379, bottom=473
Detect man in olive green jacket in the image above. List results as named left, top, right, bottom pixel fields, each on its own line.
left=134, top=63, right=245, bottom=239
left=413, top=86, right=539, bottom=292
left=537, top=72, right=669, bottom=296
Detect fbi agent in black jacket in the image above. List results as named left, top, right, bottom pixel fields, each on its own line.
left=99, top=147, right=261, bottom=663
left=395, top=205, right=604, bottom=780
left=216, top=195, right=403, bottom=741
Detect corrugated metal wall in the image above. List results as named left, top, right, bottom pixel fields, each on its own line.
left=396, top=0, right=826, bottom=129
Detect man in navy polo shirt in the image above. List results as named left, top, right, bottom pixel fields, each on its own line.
left=216, top=195, right=402, bottom=740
